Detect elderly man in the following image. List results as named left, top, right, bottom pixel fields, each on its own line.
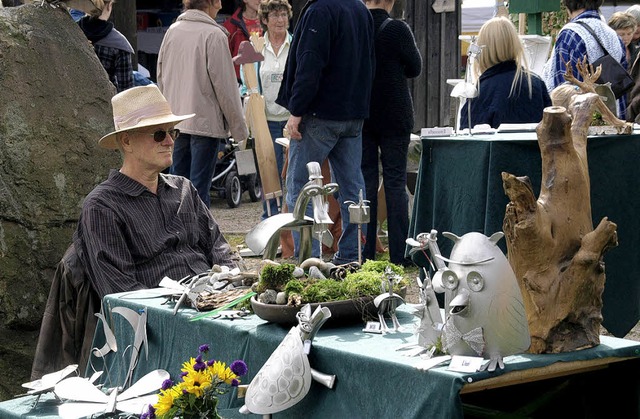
left=74, top=85, right=238, bottom=299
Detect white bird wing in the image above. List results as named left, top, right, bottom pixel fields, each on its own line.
left=93, top=312, right=117, bottom=357
left=112, top=306, right=149, bottom=383
left=117, top=369, right=169, bottom=402
left=54, top=376, right=109, bottom=403
left=486, top=291, right=530, bottom=356
left=116, top=394, right=159, bottom=415
left=22, top=364, right=78, bottom=392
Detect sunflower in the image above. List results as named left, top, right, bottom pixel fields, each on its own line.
left=181, top=369, right=213, bottom=398
left=208, top=361, right=238, bottom=385
left=181, top=357, right=197, bottom=376
left=154, top=386, right=179, bottom=416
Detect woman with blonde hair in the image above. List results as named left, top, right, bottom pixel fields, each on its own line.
left=460, top=16, right=551, bottom=129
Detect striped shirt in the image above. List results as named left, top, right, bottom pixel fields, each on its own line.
left=74, top=170, right=236, bottom=298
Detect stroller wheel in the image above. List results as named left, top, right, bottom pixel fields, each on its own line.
left=248, top=173, right=262, bottom=202
left=225, top=171, right=242, bottom=208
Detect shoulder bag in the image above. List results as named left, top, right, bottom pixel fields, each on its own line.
left=576, top=21, right=634, bottom=99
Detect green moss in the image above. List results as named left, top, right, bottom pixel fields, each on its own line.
left=360, top=260, right=404, bottom=276
left=257, top=263, right=296, bottom=292
left=300, top=279, right=347, bottom=303
left=284, top=279, right=305, bottom=295
left=342, top=271, right=385, bottom=298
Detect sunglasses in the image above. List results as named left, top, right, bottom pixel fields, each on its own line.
left=142, top=128, right=180, bottom=142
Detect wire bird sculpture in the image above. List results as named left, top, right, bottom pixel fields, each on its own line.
left=451, top=37, right=483, bottom=134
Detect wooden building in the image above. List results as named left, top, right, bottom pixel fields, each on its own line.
left=116, top=0, right=461, bottom=129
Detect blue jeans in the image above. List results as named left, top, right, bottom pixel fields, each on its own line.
left=170, top=133, right=221, bottom=208
left=286, top=115, right=366, bottom=264
left=361, top=131, right=410, bottom=265
left=262, top=120, right=287, bottom=219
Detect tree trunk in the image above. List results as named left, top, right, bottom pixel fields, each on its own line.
left=501, top=94, right=618, bottom=354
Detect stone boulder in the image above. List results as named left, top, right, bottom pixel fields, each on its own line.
left=0, top=4, right=120, bottom=329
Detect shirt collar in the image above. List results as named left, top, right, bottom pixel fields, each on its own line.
left=571, top=10, right=601, bottom=22
left=108, top=169, right=177, bottom=196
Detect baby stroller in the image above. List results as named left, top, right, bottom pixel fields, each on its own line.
left=210, top=137, right=262, bottom=208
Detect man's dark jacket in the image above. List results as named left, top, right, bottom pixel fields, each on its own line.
left=276, top=0, right=374, bottom=120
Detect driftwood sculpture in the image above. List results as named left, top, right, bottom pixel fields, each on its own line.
left=501, top=91, right=618, bottom=354
left=551, top=57, right=633, bottom=134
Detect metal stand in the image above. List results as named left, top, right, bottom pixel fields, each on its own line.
left=345, top=190, right=370, bottom=265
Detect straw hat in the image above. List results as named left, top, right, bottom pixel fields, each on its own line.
left=99, top=85, right=195, bottom=149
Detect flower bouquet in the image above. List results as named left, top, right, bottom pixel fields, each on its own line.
left=142, top=344, right=248, bottom=419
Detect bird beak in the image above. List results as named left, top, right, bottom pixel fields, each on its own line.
left=449, top=288, right=469, bottom=316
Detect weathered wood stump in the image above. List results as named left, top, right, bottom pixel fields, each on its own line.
left=501, top=93, right=618, bottom=354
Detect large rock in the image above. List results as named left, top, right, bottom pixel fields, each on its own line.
left=0, top=4, right=120, bottom=329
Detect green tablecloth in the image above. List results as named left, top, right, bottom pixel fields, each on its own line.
left=408, top=132, right=640, bottom=337
left=4, top=292, right=638, bottom=418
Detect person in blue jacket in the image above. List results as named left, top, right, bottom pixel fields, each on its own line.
left=276, top=0, right=374, bottom=264
left=460, top=16, right=551, bottom=130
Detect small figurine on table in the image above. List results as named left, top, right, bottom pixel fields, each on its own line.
left=373, top=266, right=406, bottom=333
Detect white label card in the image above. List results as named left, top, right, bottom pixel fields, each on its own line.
left=447, top=355, right=484, bottom=373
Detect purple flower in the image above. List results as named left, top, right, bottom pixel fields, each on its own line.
left=230, top=360, right=248, bottom=376
left=194, top=355, right=207, bottom=372
left=180, top=371, right=188, bottom=378
left=161, top=379, right=173, bottom=390
left=141, top=405, right=156, bottom=419
left=199, top=344, right=210, bottom=354
left=231, top=378, right=240, bottom=387
left=207, top=359, right=215, bottom=367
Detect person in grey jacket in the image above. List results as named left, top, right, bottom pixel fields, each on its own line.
left=158, top=0, right=249, bottom=208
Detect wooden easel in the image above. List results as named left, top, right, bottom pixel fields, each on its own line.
left=234, top=36, right=282, bottom=214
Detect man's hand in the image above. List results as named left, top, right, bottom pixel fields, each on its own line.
left=285, top=115, right=302, bottom=140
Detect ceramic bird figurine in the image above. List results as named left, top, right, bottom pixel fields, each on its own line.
left=438, top=231, right=530, bottom=371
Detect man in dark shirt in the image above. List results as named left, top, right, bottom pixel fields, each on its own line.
left=74, top=85, right=238, bottom=298
left=276, top=0, right=374, bottom=264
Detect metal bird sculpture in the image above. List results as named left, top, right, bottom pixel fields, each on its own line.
left=373, top=266, right=406, bottom=333
left=239, top=304, right=335, bottom=416
left=54, top=369, right=169, bottom=419
left=438, top=231, right=530, bottom=371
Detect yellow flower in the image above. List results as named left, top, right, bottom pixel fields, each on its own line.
left=209, top=361, right=237, bottom=385
left=182, top=369, right=212, bottom=398
left=181, top=357, right=197, bottom=375
left=154, top=386, right=179, bottom=416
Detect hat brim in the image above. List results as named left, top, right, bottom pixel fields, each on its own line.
left=98, top=113, right=196, bottom=150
